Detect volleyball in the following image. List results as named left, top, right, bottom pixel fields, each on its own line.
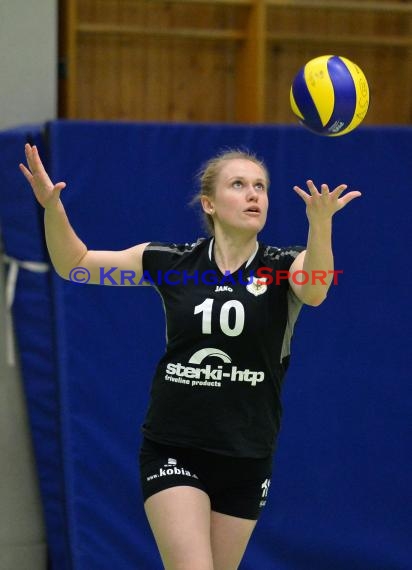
left=290, top=55, right=369, bottom=136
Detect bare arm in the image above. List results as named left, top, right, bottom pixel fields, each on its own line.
left=290, top=180, right=361, bottom=306
left=20, top=144, right=148, bottom=284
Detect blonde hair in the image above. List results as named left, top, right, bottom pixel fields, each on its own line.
left=191, top=149, right=270, bottom=235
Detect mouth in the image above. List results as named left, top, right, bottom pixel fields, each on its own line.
left=244, top=206, right=261, bottom=215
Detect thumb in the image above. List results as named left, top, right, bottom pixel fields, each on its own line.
left=45, top=182, right=67, bottom=208
left=51, top=182, right=67, bottom=199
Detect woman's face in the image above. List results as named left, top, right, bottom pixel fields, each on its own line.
left=204, top=158, right=269, bottom=236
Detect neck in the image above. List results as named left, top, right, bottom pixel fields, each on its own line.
left=212, top=228, right=258, bottom=274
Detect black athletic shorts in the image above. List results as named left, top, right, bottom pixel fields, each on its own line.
left=139, top=437, right=273, bottom=520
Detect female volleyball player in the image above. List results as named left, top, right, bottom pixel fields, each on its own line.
left=20, top=143, right=360, bottom=570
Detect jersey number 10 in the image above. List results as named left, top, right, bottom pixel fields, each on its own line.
left=194, top=298, right=245, bottom=337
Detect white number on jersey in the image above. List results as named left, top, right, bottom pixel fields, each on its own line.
left=194, top=298, right=245, bottom=337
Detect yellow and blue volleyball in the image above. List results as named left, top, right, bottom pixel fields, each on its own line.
left=290, top=55, right=369, bottom=136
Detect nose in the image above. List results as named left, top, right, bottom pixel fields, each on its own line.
left=246, top=185, right=259, bottom=200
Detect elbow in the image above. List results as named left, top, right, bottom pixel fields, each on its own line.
left=301, top=291, right=328, bottom=306
left=54, top=266, right=70, bottom=280
left=53, top=263, right=77, bottom=281
left=51, top=250, right=89, bottom=282
left=305, top=295, right=327, bottom=307
left=296, top=282, right=332, bottom=306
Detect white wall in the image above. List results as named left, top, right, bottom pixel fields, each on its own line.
left=0, top=235, right=47, bottom=569
left=0, top=0, right=57, bottom=129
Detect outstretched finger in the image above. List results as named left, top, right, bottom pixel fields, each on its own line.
left=293, top=185, right=310, bottom=204
left=306, top=180, right=320, bottom=195
left=338, top=191, right=362, bottom=207
left=24, top=144, right=37, bottom=173
left=53, top=182, right=67, bottom=193
left=19, top=162, right=33, bottom=182
left=25, top=144, right=46, bottom=177
left=330, top=184, right=348, bottom=199
left=30, top=145, right=48, bottom=175
left=20, top=161, right=66, bottom=193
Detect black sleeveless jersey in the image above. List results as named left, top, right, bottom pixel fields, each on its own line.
left=141, top=237, right=305, bottom=458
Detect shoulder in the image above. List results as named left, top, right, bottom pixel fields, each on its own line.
left=260, top=243, right=305, bottom=266
left=143, top=237, right=209, bottom=272
left=144, top=237, right=207, bottom=256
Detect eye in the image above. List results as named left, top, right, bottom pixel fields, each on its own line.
left=255, top=182, right=266, bottom=191
left=232, top=180, right=243, bottom=189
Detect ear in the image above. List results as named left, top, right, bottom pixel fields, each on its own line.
left=200, top=195, right=214, bottom=214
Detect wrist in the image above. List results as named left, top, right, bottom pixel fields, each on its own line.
left=44, top=198, right=63, bottom=213
left=308, top=217, right=332, bottom=232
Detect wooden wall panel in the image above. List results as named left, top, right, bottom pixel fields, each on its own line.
left=265, top=4, right=412, bottom=125
left=76, top=35, right=240, bottom=121
left=60, top=0, right=412, bottom=125
left=71, top=0, right=248, bottom=122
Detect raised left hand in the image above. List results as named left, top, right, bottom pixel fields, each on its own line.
left=293, top=180, right=361, bottom=223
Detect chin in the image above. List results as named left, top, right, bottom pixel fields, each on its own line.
left=219, top=217, right=266, bottom=236
left=237, top=222, right=264, bottom=236
left=244, top=218, right=266, bottom=232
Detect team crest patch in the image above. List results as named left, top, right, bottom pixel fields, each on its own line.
left=246, top=276, right=268, bottom=296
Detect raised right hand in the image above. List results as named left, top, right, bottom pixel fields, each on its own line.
left=19, top=144, right=66, bottom=209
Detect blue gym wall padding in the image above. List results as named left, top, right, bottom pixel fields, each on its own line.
left=0, top=126, right=72, bottom=569
left=0, top=121, right=410, bottom=569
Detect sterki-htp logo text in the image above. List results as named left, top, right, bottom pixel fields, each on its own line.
left=164, top=348, right=265, bottom=388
